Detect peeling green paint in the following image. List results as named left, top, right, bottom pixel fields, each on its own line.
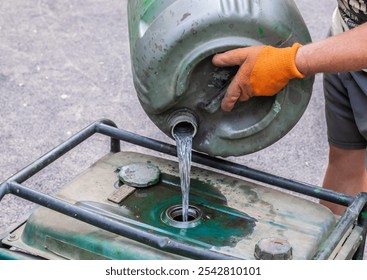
left=258, top=27, right=264, bottom=37
left=272, top=101, right=281, bottom=114
left=361, top=211, right=367, bottom=220
left=122, top=173, right=257, bottom=248
left=143, top=0, right=154, bottom=7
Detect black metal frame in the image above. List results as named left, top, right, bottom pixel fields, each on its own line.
left=1, top=119, right=366, bottom=259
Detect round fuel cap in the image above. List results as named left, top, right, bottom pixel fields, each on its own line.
left=254, top=237, right=293, bottom=260
left=118, top=162, right=161, bottom=188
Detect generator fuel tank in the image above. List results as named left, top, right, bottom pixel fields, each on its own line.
left=2, top=151, right=337, bottom=260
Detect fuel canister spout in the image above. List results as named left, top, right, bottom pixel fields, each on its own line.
left=168, top=110, right=198, bottom=139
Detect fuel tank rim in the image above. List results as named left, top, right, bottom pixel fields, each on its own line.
left=161, top=204, right=202, bottom=229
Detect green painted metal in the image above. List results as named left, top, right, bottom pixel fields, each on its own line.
left=127, top=0, right=315, bottom=157
left=1, top=152, right=337, bottom=260
left=14, top=175, right=256, bottom=259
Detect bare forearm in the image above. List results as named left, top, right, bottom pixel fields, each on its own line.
left=296, top=22, right=367, bottom=76
left=213, top=22, right=367, bottom=111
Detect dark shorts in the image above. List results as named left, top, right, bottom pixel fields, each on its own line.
left=323, top=71, right=367, bottom=150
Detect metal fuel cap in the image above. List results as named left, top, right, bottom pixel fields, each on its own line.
left=118, top=162, right=161, bottom=188
left=254, top=238, right=293, bottom=260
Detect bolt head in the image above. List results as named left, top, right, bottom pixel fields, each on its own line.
left=7, top=233, right=18, bottom=242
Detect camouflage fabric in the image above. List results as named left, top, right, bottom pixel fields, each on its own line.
left=338, top=0, right=367, bottom=28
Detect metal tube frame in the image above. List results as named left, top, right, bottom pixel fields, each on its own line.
left=0, top=119, right=366, bottom=260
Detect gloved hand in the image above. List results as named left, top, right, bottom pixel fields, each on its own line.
left=212, top=43, right=305, bottom=112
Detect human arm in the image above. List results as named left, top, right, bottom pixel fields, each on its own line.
left=213, top=22, right=367, bottom=112
left=296, top=22, right=367, bottom=75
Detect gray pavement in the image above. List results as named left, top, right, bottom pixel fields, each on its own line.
left=1, top=0, right=359, bottom=257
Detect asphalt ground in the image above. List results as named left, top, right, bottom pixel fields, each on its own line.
left=2, top=0, right=363, bottom=259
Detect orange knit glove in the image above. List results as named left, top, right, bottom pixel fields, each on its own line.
left=212, top=43, right=305, bottom=112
